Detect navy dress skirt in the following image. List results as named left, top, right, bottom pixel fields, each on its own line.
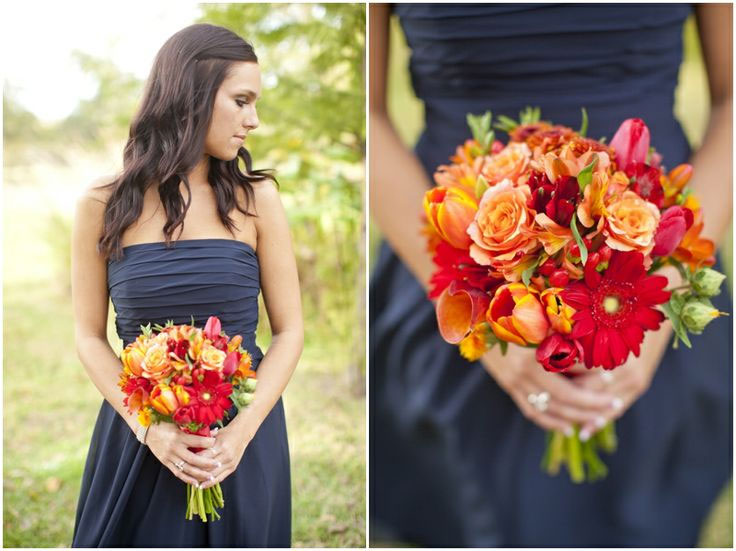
left=370, top=4, right=732, bottom=547
left=73, top=239, right=291, bottom=547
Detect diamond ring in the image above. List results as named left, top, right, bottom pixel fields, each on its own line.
left=527, top=391, right=550, bottom=412
left=174, top=460, right=186, bottom=471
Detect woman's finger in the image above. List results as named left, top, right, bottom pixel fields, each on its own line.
left=534, top=371, right=617, bottom=413
left=180, top=433, right=217, bottom=449
left=168, top=460, right=204, bottom=487
left=510, top=387, right=573, bottom=433
left=173, top=456, right=217, bottom=483
left=177, top=447, right=220, bottom=471
left=200, top=467, right=235, bottom=490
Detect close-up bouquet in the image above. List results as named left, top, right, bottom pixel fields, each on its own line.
left=424, top=108, right=727, bottom=482
left=118, top=316, right=258, bottom=521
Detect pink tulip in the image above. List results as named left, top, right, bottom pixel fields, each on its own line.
left=223, top=350, right=240, bottom=376
left=204, top=316, right=222, bottom=340
left=653, top=206, right=694, bottom=257
left=610, top=118, right=650, bottom=172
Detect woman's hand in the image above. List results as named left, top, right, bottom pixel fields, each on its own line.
left=197, top=423, right=252, bottom=490
left=569, top=326, right=671, bottom=438
left=145, top=423, right=219, bottom=486
left=481, top=345, right=620, bottom=435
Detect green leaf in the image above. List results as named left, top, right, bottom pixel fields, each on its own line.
left=570, top=213, right=588, bottom=265
left=661, top=300, right=692, bottom=349
left=578, top=107, right=588, bottom=137
left=522, top=257, right=541, bottom=288
left=499, top=340, right=508, bottom=355
left=494, top=114, right=519, bottom=133
left=576, top=154, right=598, bottom=193
left=475, top=174, right=489, bottom=199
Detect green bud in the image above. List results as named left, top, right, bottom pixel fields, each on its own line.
left=681, top=299, right=721, bottom=334
left=691, top=268, right=726, bottom=297
left=242, top=378, right=257, bottom=393
left=237, top=392, right=254, bottom=407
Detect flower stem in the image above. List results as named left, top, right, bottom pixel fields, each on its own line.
left=565, top=428, right=585, bottom=483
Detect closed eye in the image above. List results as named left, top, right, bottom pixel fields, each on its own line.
left=236, top=99, right=249, bottom=107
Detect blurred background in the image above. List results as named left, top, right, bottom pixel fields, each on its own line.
left=3, top=3, right=365, bottom=547
left=370, top=12, right=731, bottom=548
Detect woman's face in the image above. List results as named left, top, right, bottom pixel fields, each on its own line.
left=205, top=61, right=262, bottom=161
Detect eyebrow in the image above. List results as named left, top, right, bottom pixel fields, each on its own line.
left=234, top=89, right=260, bottom=100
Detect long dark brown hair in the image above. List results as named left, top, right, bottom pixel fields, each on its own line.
left=96, top=23, right=274, bottom=260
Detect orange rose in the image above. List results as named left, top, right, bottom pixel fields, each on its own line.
left=487, top=283, right=549, bottom=346
left=141, top=342, right=172, bottom=381
left=467, top=179, right=539, bottom=270
left=200, top=344, right=227, bottom=371
left=540, top=288, right=576, bottom=334
left=424, top=186, right=478, bottom=249
left=480, top=142, right=530, bottom=184
left=121, top=336, right=147, bottom=376
left=603, top=190, right=660, bottom=255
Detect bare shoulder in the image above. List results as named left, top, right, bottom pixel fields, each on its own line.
left=74, top=176, right=116, bottom=240
left=251, top=179, right=284, bottom=220
left=77, top=175, right=116, bottom=211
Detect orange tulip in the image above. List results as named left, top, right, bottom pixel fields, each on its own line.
left=436, top=282, right=491, bottom=344
left=149, top=383, right=188, bottom=416
left=487, top=283, right=549, bottom=346
left=424, top=186, right=478, bottom=249
left=672, top=208, right=716, bottom=271
left=540, top=288, right=576, bottom=334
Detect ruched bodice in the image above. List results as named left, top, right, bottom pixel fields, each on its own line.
left=395, top=4, right=693, bottom=173
left=108, top=238, right=263, bottom=363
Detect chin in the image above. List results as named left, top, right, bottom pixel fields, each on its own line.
left=211, top=149, right=240, bottom=162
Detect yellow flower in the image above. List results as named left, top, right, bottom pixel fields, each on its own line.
left=137, top=407, right=152, bottom=427
left=141, top=342, right=172, bottom=381
left=540, top=288, right=576, bottom=334
left=459, top=324, right=491, bottom=361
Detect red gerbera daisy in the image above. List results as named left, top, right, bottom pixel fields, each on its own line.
left=561, top=251, right=671, bottom=370
left=429, top=241, right=500, bottom=299
left=187, top=369, right=233, bottom=426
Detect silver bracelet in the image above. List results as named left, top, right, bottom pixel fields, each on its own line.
left=135, top=424, right=149, bottom=445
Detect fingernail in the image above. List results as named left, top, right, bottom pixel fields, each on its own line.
left=612, top=397, right=623, bottom=410
left=216, top=461, right=222, bottom=469
left=209, top=475, right=214, bottom=482
left=579, top=429, right=591, bottom=442
left=595, top=416, right=606, bottom=429
left=563, top=426, right=573, bottom=437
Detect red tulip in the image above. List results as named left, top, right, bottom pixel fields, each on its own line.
left=536, top=333, right=583, bottom=373
left=652, top=206, right=694, bottom=257
left=610, top=118, right=650, bottom=172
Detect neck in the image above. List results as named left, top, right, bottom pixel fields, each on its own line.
left=187, top=155, right=211, bottom=187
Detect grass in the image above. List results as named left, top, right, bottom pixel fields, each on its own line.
left=2, top=179, right=365, bottom=547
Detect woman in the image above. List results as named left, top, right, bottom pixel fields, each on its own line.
left=370, top=4, right=731, bottom=547
left=71, top=23, right=303, bottom=546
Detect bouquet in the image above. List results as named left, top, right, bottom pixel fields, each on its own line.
left=424, top=107, right=727, bottom=482
left=118, top=315, right=257, bottom=520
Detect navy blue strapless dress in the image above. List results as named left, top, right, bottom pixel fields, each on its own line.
left=73, top=239, right=290, bottom=547
left=370, top=4, right=732, bottom=547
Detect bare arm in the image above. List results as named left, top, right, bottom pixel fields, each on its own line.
left=229, top=181, right=304, bottom=441
left=691, top=3, right=732, bottom=244
left=72, top=185, right=140, bottom=432
left=72, top=183, right=217, bottom=485
left=369, top=4, right=434, bottom=289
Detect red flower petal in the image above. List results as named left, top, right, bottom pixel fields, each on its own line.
left=621, top=324, right=644, bottom=357
left=561, top=283, right=591, bottom=309
left=634, top=306, right=665, bottom=330
left=593, top=328, right=612, bottom=369
left=607, top=328, right=630, bottom=368
left=571, top=310, right=596, bottom=338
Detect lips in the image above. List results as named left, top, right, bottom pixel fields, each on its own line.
left=233, top=134, right=247, bottom=140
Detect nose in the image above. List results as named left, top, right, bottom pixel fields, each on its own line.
left=243, top=107, right=259, bottom=131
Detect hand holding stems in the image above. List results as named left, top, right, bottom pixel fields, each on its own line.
left=198, top=418, right=253, bottom=490
left=145, top=423, right=219, bottom=486
left=480, top=345, right=620, bottom=435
